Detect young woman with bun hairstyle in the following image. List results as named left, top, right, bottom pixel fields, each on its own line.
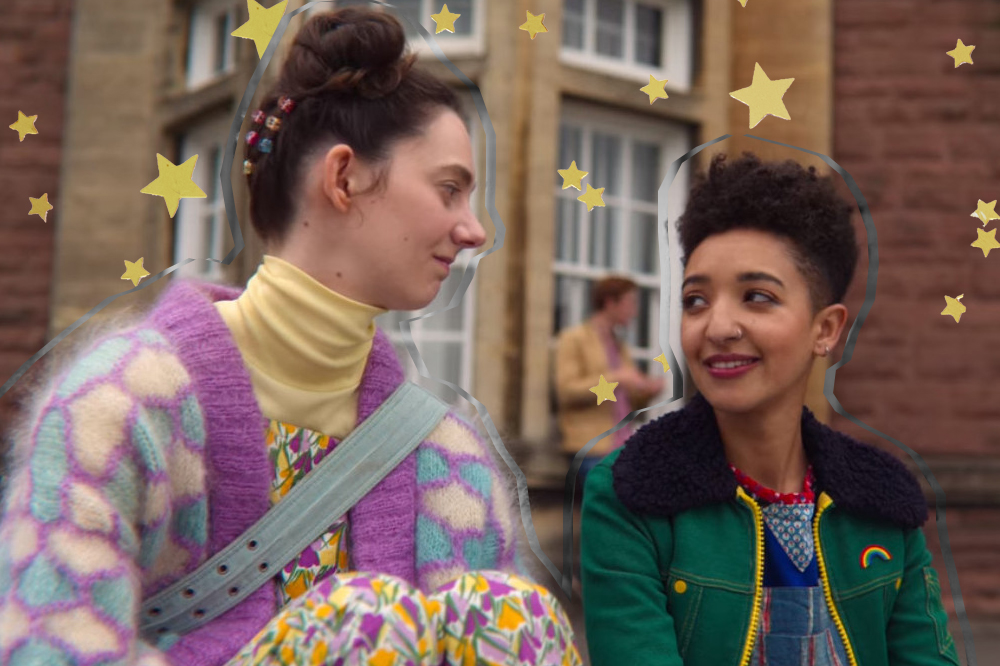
left=581, top=152, right=958, bottom=666
left=0, top=7, right=581, bottom=666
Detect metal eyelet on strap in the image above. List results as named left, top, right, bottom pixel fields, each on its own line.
left=247, top=539, right=259, bottom=551
left=228, top=586, right=240, bottom=597
left=217, top=564, right=229, bottom=575
left=193, top=609, right=206, bottom=619
left=182, top=588, right=196, bottom=599
left=148, top=607, right=162, bottom=617
left=258, top=562, right=269, bottom=573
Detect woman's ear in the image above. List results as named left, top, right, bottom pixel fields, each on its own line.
left=322, top=144, right=358, bottom=214
left=816, top=303, right=849, bottom=354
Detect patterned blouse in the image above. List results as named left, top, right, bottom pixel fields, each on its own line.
left=266, top=421, right=352, bottom=606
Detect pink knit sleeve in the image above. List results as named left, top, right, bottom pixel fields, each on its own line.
left=0, top=334, right=187, bottom=666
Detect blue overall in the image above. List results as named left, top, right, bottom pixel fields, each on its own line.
left=749, top=586, right=851, bottom=666
left=744, top=487, right=851, bottom=666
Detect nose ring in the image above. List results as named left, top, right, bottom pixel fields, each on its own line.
left=733, top=327, right=743, bottom=340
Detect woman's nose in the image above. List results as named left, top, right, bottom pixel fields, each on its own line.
left=704, top=309, right=741, bottom=343
left=456, top=211, right=487, bottom=249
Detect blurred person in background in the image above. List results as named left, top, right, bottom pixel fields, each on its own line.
left=555, top=276, right=665, bottom=491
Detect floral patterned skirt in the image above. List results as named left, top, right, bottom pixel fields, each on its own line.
left=227, top=570, right=582, bottom=666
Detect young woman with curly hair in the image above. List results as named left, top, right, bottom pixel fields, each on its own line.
left=581, top=152, right=958, bottom=666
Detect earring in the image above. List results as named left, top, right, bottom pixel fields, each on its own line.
left=824, top=345, right=831, bottom=357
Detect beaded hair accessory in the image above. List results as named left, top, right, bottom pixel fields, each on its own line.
left=244, top=94, right=297, bottom=175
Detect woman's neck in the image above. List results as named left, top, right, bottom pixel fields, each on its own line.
left=715, top=395, right=809, bottom=494
left=216, top=255, right=386, bottom=392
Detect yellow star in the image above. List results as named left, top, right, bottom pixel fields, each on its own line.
left=9, top=111, right=38, bottom=142
left=941, top=294, right=966, bottom=323
left=122, top=258, right=151, bottom=287
left=557, top=161, right=588, bottom=191
left=28, top=193, right=53, bottom=222
left=519, top=11, right=547, bottom=40
left=971, top=199, right=999, bottom=227
left=431, top=4, right=461, bottom=33
left=577, top=183, right=605, bottom=212
left=639, top=75, right=669, bottom=105
left=232, top=0, right=288, bottom=59
left=971, top=228, right=1000, bottom=258
left=736, top=0, right=749, bottom=5
left=652, top=353, right=670, bottom=373
left=140, top=154, right=207, bottom=218
left=729, top=63, right=795, bottom=129
left=589, top=375, right=619, bottom=406
left=946, top=39, right=975, bottom=68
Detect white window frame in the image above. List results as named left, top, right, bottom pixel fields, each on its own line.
left=552, top=101, right=691, bottom=418
left=559, top=0, right=693, bottom=91
left=174, top=113, right=232, bottom=281
left=303, top=0, right=484, bottom=57
left=374, top=97, right=481, bottom=413
left=186, top=0, right=238, bottom=90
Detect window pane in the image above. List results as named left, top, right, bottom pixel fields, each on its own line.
left=213, top=12, right=229, bottom=73
left=588, top=206, right=620, bottom=269
left=555, top=198, right=579, bottom=263
left=591, top=132, right=621, bottom=196
left=553, top=274, right=594, bottom=333
left=629, top=212, right=658, bottom=274
left=635, top=286, right=656, bottom=349
left=206, top=145, right=222, bottom=202
left=556, top=124, right=583, bottom=188
left=562, top=0, right=585, bottom=49
left=390, top=0, right=422, bottom=36
left=595, top=0, right=624, bottom=58
left=203, top=213, right=217, bottom=261
left=631, top=140, right=660, bottom=203
left=635, top=4, right=663, bottom=67
left=420, top=269, right=467, bottom=332
left=420, top=341, right=463, bottom=392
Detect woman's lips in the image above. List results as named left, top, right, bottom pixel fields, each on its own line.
left=705, top=358, right=759, bottom=379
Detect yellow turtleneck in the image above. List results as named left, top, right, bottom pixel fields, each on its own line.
left=214, top=255, right=386, bottom=439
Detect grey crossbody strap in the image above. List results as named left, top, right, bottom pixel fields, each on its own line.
left=138, top=381, right=449, bottom=641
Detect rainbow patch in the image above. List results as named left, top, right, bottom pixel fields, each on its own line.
left=860, top=545, right=892, bottom=569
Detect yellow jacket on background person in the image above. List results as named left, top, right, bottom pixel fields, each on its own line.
left=555, top=320, right=657, bottom=456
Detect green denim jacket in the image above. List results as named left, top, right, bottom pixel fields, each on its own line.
left=581, top=394, right=960, bottom=666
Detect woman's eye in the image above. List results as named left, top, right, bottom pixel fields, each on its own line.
left=682, top=294, right=705, bottom=309
left=747, top=290, right=774, bottom=304
left=443, top=183, right=460, bottom=198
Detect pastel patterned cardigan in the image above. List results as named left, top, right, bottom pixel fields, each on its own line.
left=0, top=279, right=527, bottom=666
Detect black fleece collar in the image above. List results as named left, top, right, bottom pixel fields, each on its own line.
left=612, top=393, right=928, bottom=529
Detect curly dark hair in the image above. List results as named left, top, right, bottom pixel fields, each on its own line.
left=677, top=152, right=858, bottom=311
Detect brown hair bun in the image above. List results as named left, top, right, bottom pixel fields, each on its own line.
left=281, top=7, right=416, bottom=100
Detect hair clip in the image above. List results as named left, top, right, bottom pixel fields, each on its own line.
left=258, top=138, right=273, bottom=154
left=245, top=130, right=260, bottom=146
left=243, top=159, right=255, bottom=175
left=278, top=95, right=297, bottom=113
left=265, top=116, right=282, bottom=131
left=251, top=110, right=267, bottom=125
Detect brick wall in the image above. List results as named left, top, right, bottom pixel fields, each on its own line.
left=833, top=0, right=1000, bottom=624
left=0, top=0, right=72, bottom=452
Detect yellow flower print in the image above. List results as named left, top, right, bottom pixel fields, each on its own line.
left=368, top=648, right=397, bottom=666
left=497, top=602, right=526, bottom=631
left=310, top=641, right=329, bottom=665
